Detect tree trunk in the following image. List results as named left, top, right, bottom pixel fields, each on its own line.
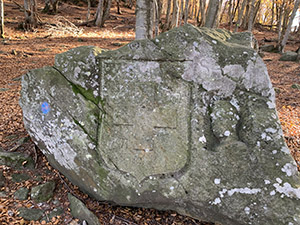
left=219, top=0, right=228, bottom=26
left=247, top=0, right=256, bottom=31
left=179, top=0, right=184, bottom=26
left=228, top=0, right=233, bottom=26
left=87, top=0, right=91, bottom=22
left=102, top=0, right=112, bottom=24
left=279, top=0, right=300, bottom=52
left=24, top=0, right=38, bottom=30
left=214, top=0, right=223, bottom=27
left=0, top=0, right=4, bottom=38
left=95, top=0, right=104, bottom=26
left=116, top=0, right=121, bottom=14
left=277, top=0, right=285, bottom=44
left=164, top=0, right=172, bottom=30
left=135, top=0, right=153, bottom=39
left=43, top=0, right=59, bottom=14
left=154, top=0, right=159, bottom=36
left=171, top=0, right=179, bottom=28
left=235, top=0, right=247, bottom=31
left=197, top=0, right=206, bottom=26
left=270, top=0, right=275, bottom=30
left=252, top=0, right=261, bottom=26
left=205, top=0, right=220, bottom=28
left=95, top=0, right=111, bottom=27
left=184, top=0, right=189, bottom=24
left=242, top=0, right=250, bottom=29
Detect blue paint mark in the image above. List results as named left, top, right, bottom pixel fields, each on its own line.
left=41, top=102, right=50, bottom=114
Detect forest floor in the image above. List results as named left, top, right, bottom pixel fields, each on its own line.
left=0, top=0, right=300, bottom=224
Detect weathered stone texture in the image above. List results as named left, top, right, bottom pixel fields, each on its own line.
left=20, top=24, right=300, bottom=225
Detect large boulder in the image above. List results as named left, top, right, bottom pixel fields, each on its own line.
left=20, top=25, right=300, bottom=225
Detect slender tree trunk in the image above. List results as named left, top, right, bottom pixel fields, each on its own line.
left=197, top=0, right=206, bottom=26
left=164, top=0, right=172, bottom=30
left=135, top=0, right=154, bottom=39
left=242, top=0, right=250, bottom=29
left=184, top=0, right=189, bottom=24
left=24, top=0, right=38, bottom=30
left=86, top=0, right=91, bottom=22
left=154, top=0, right=159, bottom=36
left=219, top=0, right=228, bottom=26
left=194, top=0, right=198, bottom=19
left=235, top=0, right=247, bottom=31
left=277, top=0, right=285, bottom=44
left=0, top=0, right=4, bottom=38
left=117, top=0, right=121, bottom=14
left=171, top=0, right=179, bottom=28
left=279, top=0, right=300, bottom=52
left=214, top=0, right=223, bottom=27
left=228, top=0, right=233, bottom=26
left=95, top=0, right=111, bottom=27
left=102, top=0, right=112, bottom=25
left=179, top=0, right=184, bottom=26
left=205, top=0, right=220, bottom=28
left=252, top=0, right=261, bottom=26
left=95, top=0, right=104, bottom=26
left=270, top=0, right=275, bottom=30
left=247, top=0, right=256, bottom=31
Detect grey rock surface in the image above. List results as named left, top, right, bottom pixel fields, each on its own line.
left=0, top=150, right=34, bottom=169
left=12, top=173, right=30, bottom=183
left=30, top=181, right=55, bottom=203
left=259, top=44, right=276, bottom=52
left=279, top=51, right=298, bottom=61
left=20, top=24, right=300, bottom=225
left=17, top=208, right=44, bottom=221
left=0, top=171, right=5, bottom=188
left=14, top=187, right=29, bottom=200
left=68, top=194, right=101, bottom=225
left=41, top=207, right=64, bottom=222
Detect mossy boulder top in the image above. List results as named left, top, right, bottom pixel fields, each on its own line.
left=20, top=24, right=300, bottom=225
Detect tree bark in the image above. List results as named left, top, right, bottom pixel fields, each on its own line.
left=154, top=0, right=159, bottom=36
left=0, top=0, right=4, bottom=38
left=247, top=0, right=256, bottom=31
left=116, top=0, right=121, bottom=14
left=279, top=0, right=300, bottom=52
left=95, top=0, right=104, bottom=26
left=197, top=0, right=206, bottom=26
left=87, top=0, right=91, bottom=22
left=214, top=0, right=223, bottom=27
left=24, top=0, right=38, bottom=30
left=95, top=0, right=111, bottom=27
left=277, top=0, right=285, bottom=44
left=205, top=0, right=220, bottom=28
left=179, top=0, right=184, bottom=26
left=135, top=0, right=154, bottom=39
left=171, top=0, right=179, bottom=28
left=164, top=0, right=172, bottom=30
left=184, top=0, right=189, bottom=24
left=235, top=0, right=247, bottom=31
left=270, top=0, right=275, bottom=30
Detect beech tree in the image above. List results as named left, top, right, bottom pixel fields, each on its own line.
left=135, top=0, right=154, bottom=39
left=279, top=0, right=300, bottom=52
left=24, top=0, right=38, bottom=30
left=95, top=0, right=112, bottom=27
left=43, top=0, right=59, bottom=14
left=0, top=0, right=4, bottom=38
left=205, top=0, right=220, bottom=28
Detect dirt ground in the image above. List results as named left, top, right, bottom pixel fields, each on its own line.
left=0, top=0, right=300, bottom=224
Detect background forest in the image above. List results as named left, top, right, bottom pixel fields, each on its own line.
left=0, top=0, right=300, bottom=225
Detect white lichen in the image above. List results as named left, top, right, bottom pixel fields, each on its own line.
left=214, top=178, right=221, bottom=185
left=199, top=135, right=207, bottom=143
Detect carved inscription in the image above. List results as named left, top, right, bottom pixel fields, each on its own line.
left=99, top=60, right=190, bottom=182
